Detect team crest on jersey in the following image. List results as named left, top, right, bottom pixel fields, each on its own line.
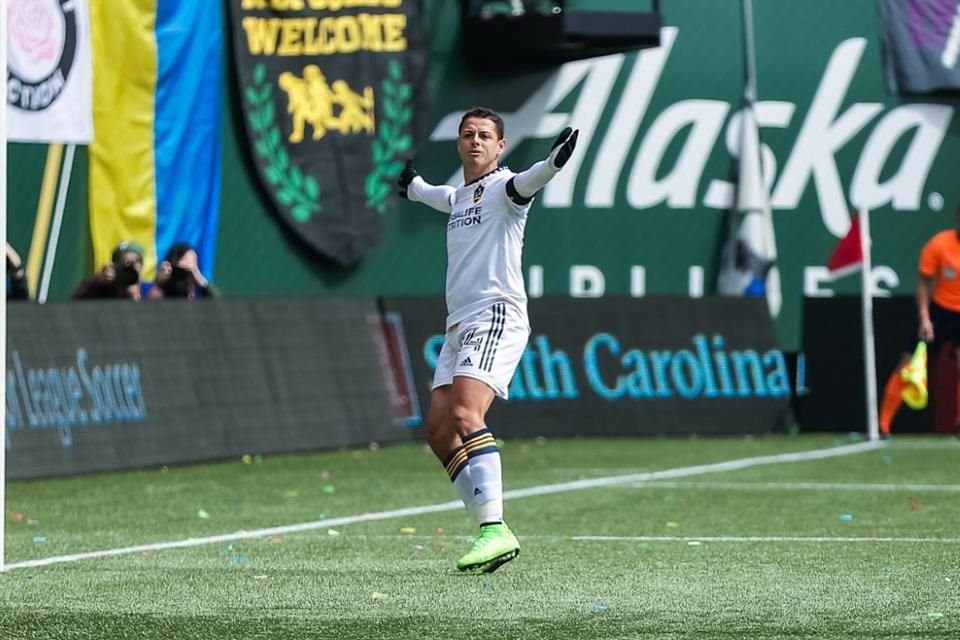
left=473, top=183, right=485, bottom=204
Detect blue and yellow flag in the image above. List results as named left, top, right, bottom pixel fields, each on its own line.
left=89, top=0, right=222, bottom=280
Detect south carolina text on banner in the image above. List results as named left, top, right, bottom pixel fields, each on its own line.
left=6, top=0, right=93, bottom=144
left=88, top=0, right=222, bottom=280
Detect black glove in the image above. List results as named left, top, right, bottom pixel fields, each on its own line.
left=548, top=127, right=579, bottom=170
left=397, top=159, right=418, bottom=198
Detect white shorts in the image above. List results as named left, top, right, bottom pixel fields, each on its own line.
left=432, top=302, right=530, bottom=399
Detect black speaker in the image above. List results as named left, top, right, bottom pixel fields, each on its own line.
left=460, top=1, right=663, bottom=70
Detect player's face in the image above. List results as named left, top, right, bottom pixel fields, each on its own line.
left=457, top=117, right=505, bottom=175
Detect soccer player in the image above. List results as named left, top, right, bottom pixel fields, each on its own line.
left=398, top=107, right=578, bottom=572
left=879, top=204, right=960, bottom=436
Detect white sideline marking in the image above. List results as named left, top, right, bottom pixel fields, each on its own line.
left=887, top=440, right=960, bottom=450
left=571, top=535, right=960, bottom=544
left=282, top=533, right=960, bottom=545
left=629, top=481, right=960, bottom=492
left=4, top=440, right=882, bottom=571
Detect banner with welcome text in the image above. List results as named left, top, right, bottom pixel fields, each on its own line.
left=228, top=0, right=428, bottom=266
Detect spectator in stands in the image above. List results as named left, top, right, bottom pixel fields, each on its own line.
left=72, top=240, right=144, bottom=300
left=6, top=243, right=30, bottom=301
left=148, top=243, right=218, bottom=300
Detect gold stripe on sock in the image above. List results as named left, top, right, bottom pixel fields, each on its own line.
left=463, top=434, right=497, bottom=454
left=445, top=450, right=469, bottom=477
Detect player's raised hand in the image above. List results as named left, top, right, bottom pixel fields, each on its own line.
left=548, top=127, right=579, bottom=170
left=397, top=159, right=419, bottom=198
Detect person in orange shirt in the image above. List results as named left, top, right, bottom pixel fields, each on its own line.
left=880, top=207, right=960, bottom=436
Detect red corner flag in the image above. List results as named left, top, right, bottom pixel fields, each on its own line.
left=827, top=215, right=863, bottom=276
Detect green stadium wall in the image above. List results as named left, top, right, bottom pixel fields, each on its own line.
left=8, top=0, right=960, bottom=350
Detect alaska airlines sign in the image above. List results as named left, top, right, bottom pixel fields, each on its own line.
left=431, top=27, right=953, bottom=238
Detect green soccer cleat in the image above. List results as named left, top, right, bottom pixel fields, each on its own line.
left=456, top=523, right=520, bottom=573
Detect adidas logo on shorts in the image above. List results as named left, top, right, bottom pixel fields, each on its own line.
left=459, top=357, right=474, bottom=367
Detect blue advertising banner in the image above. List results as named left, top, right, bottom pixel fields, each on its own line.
left=385, top=296, right=797, bottom=437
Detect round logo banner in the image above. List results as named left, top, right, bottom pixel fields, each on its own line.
left=7, top=0, right=78, bottom=112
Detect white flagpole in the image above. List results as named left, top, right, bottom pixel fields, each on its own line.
left=1, top=0, right=9, bottom=573
left=859, top=207, right=880, bottom=441
left=742, top=0, right=758, bottom=103
left=38, top=143, right=77, bottom=303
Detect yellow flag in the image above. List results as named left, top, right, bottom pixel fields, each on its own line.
left=900, top=341, right=928, bottom=410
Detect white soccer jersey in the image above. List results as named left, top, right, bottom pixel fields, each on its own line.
left=444, top=166, right=532, bottom=329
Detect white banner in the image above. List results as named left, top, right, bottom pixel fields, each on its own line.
left=7, top=0, right=93, bottom=144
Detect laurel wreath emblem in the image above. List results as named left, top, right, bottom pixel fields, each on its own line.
left=245, top=63, right=321, bottom=223
left=365, top=59, right=412, bottom=214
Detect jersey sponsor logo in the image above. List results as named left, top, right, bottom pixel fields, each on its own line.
left=945, top=267, right=957, bottom=280
left=448, top=205, right=483, bottom=230
left=473, top=183, right=485, bottom=203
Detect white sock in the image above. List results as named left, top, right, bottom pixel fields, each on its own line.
left=443, top=446, right=479, bottom=522
left=452, top=466, right=479, bottom=522
left=463, top=428, right=503, bottom=524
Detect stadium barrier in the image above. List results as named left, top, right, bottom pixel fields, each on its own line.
left=384, top=296, right=795, bottom=437
left=800, top=296, right=946, bottom=434
left=5, top=298, right=412, bottom=479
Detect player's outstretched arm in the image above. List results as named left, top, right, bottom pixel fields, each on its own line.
left=507, top=127, right=579, bottom=205
left=398, top=159, right=455, bottom=213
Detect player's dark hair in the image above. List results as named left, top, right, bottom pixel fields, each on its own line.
left=459, top=107, right=505, bottom=139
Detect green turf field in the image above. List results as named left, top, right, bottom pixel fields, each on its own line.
left=1, top=434, right=958, bottom=639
